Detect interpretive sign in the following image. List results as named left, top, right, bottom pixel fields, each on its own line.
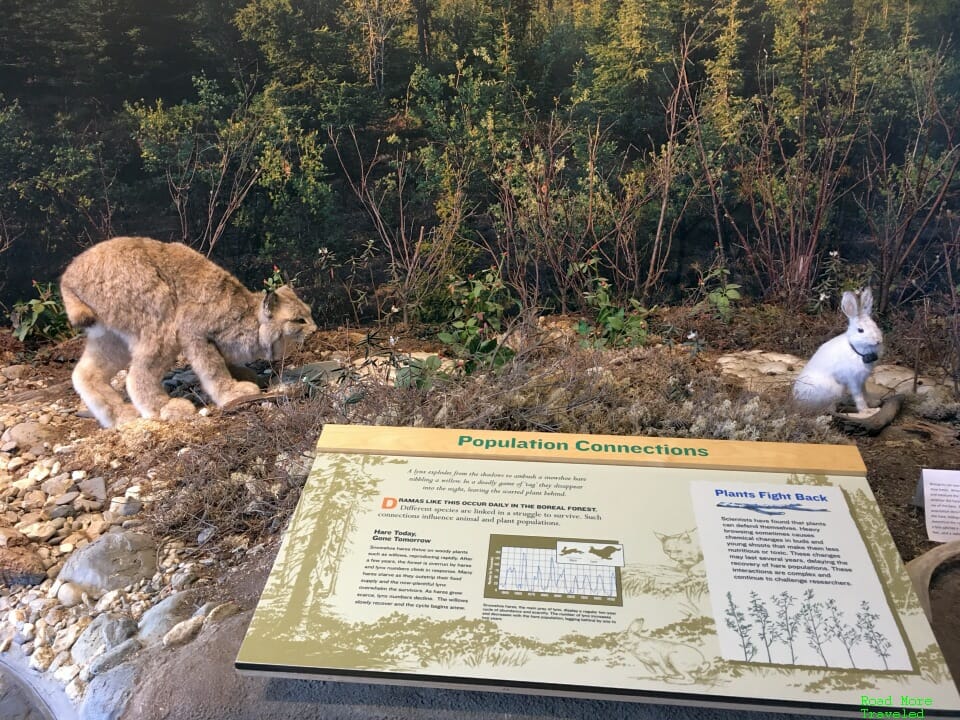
left=921, top=469, right=960, bottom=542
left=237, top=425, right=960, bottom=717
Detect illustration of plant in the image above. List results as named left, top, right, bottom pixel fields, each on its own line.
left=785, top=476, right=916, bottom=615
left=916, top=644, right=950, bottom=683
left=857, top=600, right=893, bottom=670
left=824, top=598, right=860, bottom=668
left=846, top=488, right=916, bottom=613
left=748, top=591, right=780, bottom=663
left=800, top=589, right=831, bottom=667
left=724, top=592, right=756, bottom=661
left=721, top=590, right=900, bottom=671
left=772, top=591, right=800, bottom=664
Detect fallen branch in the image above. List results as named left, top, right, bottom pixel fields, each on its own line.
left=831, top=394, right=904, bottom=435
left=905, top=540, right=960, bottom=622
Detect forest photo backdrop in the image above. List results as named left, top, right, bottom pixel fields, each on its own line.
left=0, top=0, right=958, bottom=340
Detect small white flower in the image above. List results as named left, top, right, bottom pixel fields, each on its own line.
left=686, top=331, right=698, bottom=340
left=389, top=336, right=397, bottom=347
left=390, top=305, right=399, bottom=314
left=819, top=292, right=828, bottom=302
left=829, top=250, right=839, bottom=258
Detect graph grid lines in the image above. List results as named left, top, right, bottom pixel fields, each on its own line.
left=497, top=546, right=618, bottom=598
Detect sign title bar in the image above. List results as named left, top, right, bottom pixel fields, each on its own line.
left=316, top=424, right=866, bottom=475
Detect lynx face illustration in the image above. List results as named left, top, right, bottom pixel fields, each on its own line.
left=654, top=529, right=703, bottom=571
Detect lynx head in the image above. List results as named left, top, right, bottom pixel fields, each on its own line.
left=653, top=529, right=703, bottom=570
left=258, top=285, right=317, bottom=360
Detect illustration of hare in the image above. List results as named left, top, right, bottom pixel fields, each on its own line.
left=792, top=288, right=883, bottom=412
left=622, top=619, right=708, bottom=684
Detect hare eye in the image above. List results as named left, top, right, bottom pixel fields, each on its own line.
left=857, top=328, right=864, bottom=333
left=292, top=318, right=308, bottom=324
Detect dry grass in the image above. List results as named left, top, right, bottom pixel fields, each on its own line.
left=67, top=401, right=328, bottom=555
left=62, top=319, right=855, bottom=555
left=384, top=344, right=848, bottom=445
left=655, top=303, right=843, bottom=357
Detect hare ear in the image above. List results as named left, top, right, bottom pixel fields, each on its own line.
left=859, top=288, right=874, bottom=315
left=653, top=532, right=665, bottom=541
left=840, top=291, right=858, bottom=319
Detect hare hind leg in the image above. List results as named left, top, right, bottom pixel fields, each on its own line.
left=792, top=372, right=842, bottom=412
left=72, top=328, right=139, bottom=428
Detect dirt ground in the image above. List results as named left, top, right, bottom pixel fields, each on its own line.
left=3, top=304, right=959, bottom=689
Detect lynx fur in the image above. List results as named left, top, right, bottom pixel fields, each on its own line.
left=60, top=236, right=317, bottom=428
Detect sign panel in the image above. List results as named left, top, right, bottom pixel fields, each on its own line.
left=922, top=469, right=960, bottom=542
left=237, top=425, right=960, bottom=717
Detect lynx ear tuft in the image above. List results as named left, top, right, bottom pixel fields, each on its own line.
left=262, top=290, right=279, bottom=317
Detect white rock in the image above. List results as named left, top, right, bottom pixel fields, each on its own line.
left=48, top=649, right=70, bottom=673
left=205, top=602, right=241, bottom=624
left=161, top=615, right=204, bottom=648
left=20, top=521, right=59, bottom=542
left=11, top=473, right=33, bottom=488
left=94, top=589, right=122, bottom=613
left=65, top=677, right=86, bottom=703
left=109, top=496, right=142, bottom=516
left=170, top=567, right=198, bottom=590
left=54, top=662, right=81, bottom=684
left=57, top=581, right=85, bottom=608
left=52, top=622, right=85, bottom=653
left=34, top=619, right=54, bottom=645
left=29, top=644, right=55, bottom=671
left=27, top=464, right=51, bottom=483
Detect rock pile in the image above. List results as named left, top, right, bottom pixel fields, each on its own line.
left=716, top=350, right=956, bottom=402
left=0, top=363, right=244, bottom=715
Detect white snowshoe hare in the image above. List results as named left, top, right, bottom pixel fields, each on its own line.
left=793, top=288, right=883, bottom=412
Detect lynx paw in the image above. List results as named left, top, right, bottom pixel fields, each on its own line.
left=114, top=405, right=142, bottom=426
left=160, top=398, right=197, bottom=422
left=218, top=381, right=261, bottom=406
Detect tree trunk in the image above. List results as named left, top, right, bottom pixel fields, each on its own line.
left=412, top=0, right=431, bottom=60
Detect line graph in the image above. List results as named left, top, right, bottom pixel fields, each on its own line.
left=484, top=534, right=623, bottom=606
left=498, top=547, right=617, bottom=596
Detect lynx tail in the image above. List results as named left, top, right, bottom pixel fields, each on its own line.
left=60, top=285, right=97, bottom=329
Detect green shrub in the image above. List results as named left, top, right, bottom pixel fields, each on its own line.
left=11, top=281, right=73, bottom=343
left=438, top=267, right=518, bottom=374
left=576, top=274, right=651, bottom=349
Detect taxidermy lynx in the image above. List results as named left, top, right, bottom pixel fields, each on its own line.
left=60, top=236, right=317, bottom=428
